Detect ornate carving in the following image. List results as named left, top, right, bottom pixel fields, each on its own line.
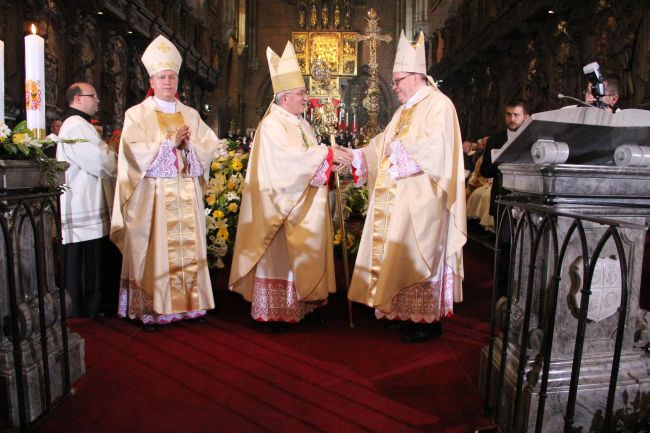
left=103, top=31, right=127, bottom=130
left=72, top=14, right=98, bottom=84
left=44, top=51, right=59, bottom=108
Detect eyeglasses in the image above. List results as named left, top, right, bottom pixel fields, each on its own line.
left=391, top=73, right=415, bottom=87
left=78, top=94, right=98, bottom=99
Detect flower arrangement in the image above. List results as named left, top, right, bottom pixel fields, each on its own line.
left=0, top=120, right=72, bottom=191
left=204, top=138, right=249, bottom=268
left=332, top=183, right=368, bottom=258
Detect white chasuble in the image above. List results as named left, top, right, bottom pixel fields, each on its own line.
left=111, top=97, right=219, bottom=324
left=229, top=104, right=336, bottom=322
left=348, top=85, right=467, bottom=323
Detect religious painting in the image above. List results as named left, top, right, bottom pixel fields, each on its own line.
left=309, top=77, right=340, bottom=97
left=293, top=32, right=309, bottom=75
left=341, top=32, right=358, bottom=75
left=292, top=31, right=358, bottom=77
left=309, top=32, right=341, bottom=74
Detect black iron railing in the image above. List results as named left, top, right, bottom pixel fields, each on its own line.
left=0, top=188, right=71, bottom=432
left=483, top=197, right=648, bottom=433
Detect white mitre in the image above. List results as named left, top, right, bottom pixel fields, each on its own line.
left=393, top=30, right=426, bottom=74
left=267, top=41, right=305, bottom=94
left=141, top=35, right=182, bottom=77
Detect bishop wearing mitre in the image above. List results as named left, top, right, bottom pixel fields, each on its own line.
left=111, top=35, right=220, bottom=330
left=229, top=41, right=352, bottom=330
left=348, top=31, right=467, bottom=342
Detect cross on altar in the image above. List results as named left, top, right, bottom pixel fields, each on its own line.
left=354, top=9, right=392, bottom=138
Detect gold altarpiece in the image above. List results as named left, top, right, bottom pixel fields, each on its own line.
left=292, top=31, right=358, bottom=97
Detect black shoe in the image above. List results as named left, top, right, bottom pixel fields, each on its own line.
left=401, top=322, right=442, bottom=343
left=384, top=320, right=408, bottom=332
left=188, top=316, right=206, bottom=323
left=268, top=322, right=289, bottom=334
left=304, top=311, right=327, bottom=325
left=142, top=324, right=158, bottom=332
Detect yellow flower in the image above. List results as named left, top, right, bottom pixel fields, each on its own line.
left=231, top=159, right=243, bottom=172
left=210, top=161, right=221, bottom=171
left=12, top=133, right=29, bottom=145
left=206, top=195, right=216, bottom=206
left=217, top=227, right=229, bottom=240
left=228, top=202, right=239, bottom=213
left=227, top=180, right=236, bottom=190
left=212, top=210, right=224, bottom=218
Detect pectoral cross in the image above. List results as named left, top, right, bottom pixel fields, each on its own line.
left=353, top=9, right=392, bottom=138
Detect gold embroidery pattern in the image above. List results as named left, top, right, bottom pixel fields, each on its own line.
left=392, top=106, right=416, bottom=141
left=164, top=177, right=200, bottom=312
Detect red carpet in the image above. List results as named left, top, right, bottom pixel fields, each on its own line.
left=34, top=241, right=496, bottom=433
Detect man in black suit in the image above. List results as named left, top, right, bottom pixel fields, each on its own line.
left=480, top=98, right=530, bottom=297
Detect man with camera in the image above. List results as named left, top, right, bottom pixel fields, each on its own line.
left=583, top=62, right=621, bottom=112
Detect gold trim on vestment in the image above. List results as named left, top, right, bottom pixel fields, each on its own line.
left=369, top=105, right=418, bottom=300
left=154, top=111, right=200, bottom=312
left=163, top=176, right=200, bottom=312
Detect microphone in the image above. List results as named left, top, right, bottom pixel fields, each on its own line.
left=557, top=93, right=594, bottom=108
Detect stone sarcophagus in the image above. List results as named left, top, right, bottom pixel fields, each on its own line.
left=479, top=107, right=650, bottom=433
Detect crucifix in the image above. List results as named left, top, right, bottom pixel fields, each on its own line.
left=354, top=9, right=392, bottom=139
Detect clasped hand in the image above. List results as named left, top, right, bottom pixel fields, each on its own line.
left=331, top=145, right=354, bottom=172
left=174, top=125, right=191, bottom=149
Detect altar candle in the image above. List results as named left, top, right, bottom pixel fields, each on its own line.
left=0, top=40, right=4, bottom=125
left=345, top=112, right=349, bottom=130
left=353, top=113, right=357, bottom=132
left=25, top=24, right=46, bottom=138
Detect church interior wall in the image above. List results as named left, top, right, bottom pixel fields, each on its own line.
left=428, top=0, right=649, bottom=141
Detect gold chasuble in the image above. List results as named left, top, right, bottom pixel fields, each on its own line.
left=348, top=85, right=467, bottom=322
left=229, top=103, right=336, bottom=322
left=111, top=97, right=219, bottom=324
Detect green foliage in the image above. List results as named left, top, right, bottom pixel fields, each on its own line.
left=0, top=120, right=69, bottom=192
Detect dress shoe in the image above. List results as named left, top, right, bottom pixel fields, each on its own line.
left=188, top=316, right=206, bottom=323
left=142, top=324, right=158, bottom=333
left=401, top=322, right=442, bottom=343
left=384, top=320, right=408, bottom=332
left=268, top=322, right=289, bottom=334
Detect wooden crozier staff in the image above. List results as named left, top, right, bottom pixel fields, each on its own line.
left=310, top=60, right=354, bottom=328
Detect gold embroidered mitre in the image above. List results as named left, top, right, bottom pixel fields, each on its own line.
left=266, top=41, right=305, bottom=94
left=142, top=35, right=182, bottom=77
left=393, top=30, right=426, bottom=74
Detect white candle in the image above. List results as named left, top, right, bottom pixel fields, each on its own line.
left=353, top=113, right=357, bottom=132
left=25, top=24, right=45, bottom=138
left=0, top=40, right=4, bottom=125
left=345, top=112, right=349, bottom=129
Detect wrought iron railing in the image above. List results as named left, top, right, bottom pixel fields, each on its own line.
left=0, top=188, right=71, bottom=432
left=483, top=197, right=649, bottom=433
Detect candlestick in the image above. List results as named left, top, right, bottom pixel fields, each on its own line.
left=0, top=40, right=4, bottom=125
left=25, top=24, right=45, bottom=138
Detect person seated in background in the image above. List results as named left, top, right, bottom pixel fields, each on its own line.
left=462, top=140, right=475, bottom=178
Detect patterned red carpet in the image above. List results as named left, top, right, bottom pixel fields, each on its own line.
left=34, top=241, right=496, bottom=433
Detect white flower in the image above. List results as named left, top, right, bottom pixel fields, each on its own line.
left=0, top=124, right=11, bottom=140
left=226, top=191, right=240, bottom=202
